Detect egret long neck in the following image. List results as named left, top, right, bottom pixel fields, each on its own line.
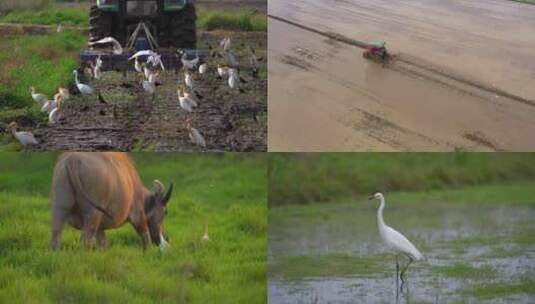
left=74, top=72, right=80, bottom=85
left=377, top=197, right=386, bottom=229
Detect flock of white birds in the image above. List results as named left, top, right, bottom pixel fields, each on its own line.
left=7, top=36, right=263, bottom=150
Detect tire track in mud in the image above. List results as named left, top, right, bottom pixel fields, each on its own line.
left=268, top=14, right=535, bottom=108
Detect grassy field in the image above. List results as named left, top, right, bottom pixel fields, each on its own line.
left=268, top=182, right=535, bottom=303
left=0, top=153, right=267, bottom=303
left=268, top=153, right=535, bottom=206
left=0, top=4, right=267, bottom=31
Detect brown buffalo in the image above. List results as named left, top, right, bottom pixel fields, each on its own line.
left=50, top=152, right=173, bottom=250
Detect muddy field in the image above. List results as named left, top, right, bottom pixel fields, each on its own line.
left=268, top=189, right=535, bottom=303
left=29, top=32, right=266, bottom=151
left=268, top=17, right=535, bottom=152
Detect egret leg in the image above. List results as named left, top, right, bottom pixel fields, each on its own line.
left=395, top=255, right=400, bottom=290
left=400, top=257, right=413, bottom=291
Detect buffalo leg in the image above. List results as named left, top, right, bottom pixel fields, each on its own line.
left=81, top=211, right=103, bottom=249
left=132, top=222, right=151, bottom=250
left=96, top=230, right=107, bottom=248
left=50, top=207, right=69, bottom=250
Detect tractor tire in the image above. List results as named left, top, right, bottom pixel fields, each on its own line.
left=162, top=4, right=197, bottom=49
left=89, top=5, right=113, bottom=44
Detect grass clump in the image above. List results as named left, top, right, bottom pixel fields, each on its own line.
left=0, top=4, right=87, bottom=26
left=433, top=262, right=496, bottom=280
left=198, top=9, right=267, bottom=32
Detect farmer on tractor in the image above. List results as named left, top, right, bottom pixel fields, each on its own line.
left=363, top=40, right=388, bottom=62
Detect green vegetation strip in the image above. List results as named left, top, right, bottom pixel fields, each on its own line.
left=0, top=5, right=267, bottom=32
left=0, top=153, right=267, bottom=303
left=269, top=153, right=535, bottom=206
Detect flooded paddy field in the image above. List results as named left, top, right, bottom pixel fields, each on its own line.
left=268, top=0, right=535, bottom=152
left=268, top=185, right=535, bottom=303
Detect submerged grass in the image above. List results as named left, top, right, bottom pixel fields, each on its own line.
left=0, top=153, right=267, bottom=303
left=269, top=254, right=385, bottom=280
left=462, top=279, right=535, bottom=299
left=432, top=262, right=496, bottom=280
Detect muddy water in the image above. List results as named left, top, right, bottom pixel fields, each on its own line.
left=268, top=0, right=535, bottom=101
left=268, top=201, right=535, bottom=303
left=268, top=19, right=535, bottom=151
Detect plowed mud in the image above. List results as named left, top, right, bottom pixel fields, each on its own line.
left=31, top=32, right=266, bottom=151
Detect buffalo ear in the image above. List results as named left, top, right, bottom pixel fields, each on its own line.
left=162, top=182, right=173, bottom=206
left=145, top=196, right=157, bottom=213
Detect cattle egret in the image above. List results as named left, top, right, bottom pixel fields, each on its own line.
left=177, top=87, right=197, bottom=112
left=93, top=60, right=102, bottom=80
left=48, top=95, right=64, bottom=124
left=217, top=64, right=230, bottom=78
left=147, top=53, right=165, bottom=71
left=41, top=93, right=62, bottom=113
left=187, top=122, right=206, bottom=148
left=128, top=49, right=157, bottom=61
left=199, top=63, right=208, bottom=74
left=201, top=223, right=210, bottom=242
left=228, top=68, right=245, bottom=92
left=73, top=70, right=95, bottom=95
left=184, top=71, right=194, bottom=90
left=6, top=122, right=38, bottom=147
left=159, top=233, right=170, bottom=252
left=30, top=87, right=48, bottom=106
left=179, top=50, right=199, bottom=70
left=370, top=193, right=423, bottom=288
left=134, top=57, right=143, bottom=73
left=89, top=37, right=123, bottom=55
left=96, top=56, right=103, bottom=69
left=58, top=87, right=70, bottom=100
left=220, top=37, right=231, bottom=52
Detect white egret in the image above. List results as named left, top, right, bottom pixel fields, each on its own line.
left=48, top=95, right=64, bottom=124
left=201, top=222, right=210, bottom=242
left=128, top=49, right=157, bottom=61
left=73, top=70, right=95, bottom=95
left=217, top=64, right=229, bottom=79
left=41, top=93, right=62, bottom=113
left=220, top=37, right=231, bottom=52
left=134, top=57, right=143, bottom=73
left=58, top=87, right=70, bottom=100
left=89, top=37, right=123, bottom=55
left=199, top=63, right=208, bottom=75
left=147, top=53, right=165, bottom=71
left=6, top=122, right=38, bottom=147
left=179, top=50, right=199, bottom=70
left=184, top=71, right=194, bottom=90
left=96, top=55, right=103, bottom=69
left=370, top=192, right=423, bottom=288
left=228, top=68, right=245, bottom=93
left=30, top=87, right=48, bottom=106
left=93, top=60, right=102, bottom=80
left=187, top=123, right=206, bottom=148
left=177, top=87, right=197, bottom=112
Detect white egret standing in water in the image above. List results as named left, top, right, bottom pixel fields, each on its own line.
left=369, top=192, right=423, bottom=289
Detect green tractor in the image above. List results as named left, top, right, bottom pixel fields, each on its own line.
left=89, top=0, right=196, bottom=49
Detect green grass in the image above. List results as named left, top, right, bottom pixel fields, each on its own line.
left=432, top=262, right=496, bottom=280
left=268, top=153, right=535, bottom=206
left=0, top=30, right=85, bottom=111
left=0, top=153, right=267, bottom=303
left=198, top=9, right=267, bottom=32
left=0, top=0, right=50, bottom=14
left=0, top=5, right=267, bottom=32
left=0, top=4, right=87, bottom=26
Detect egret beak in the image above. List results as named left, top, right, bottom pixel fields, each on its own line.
left=368, top=195, right=375, bottom=200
